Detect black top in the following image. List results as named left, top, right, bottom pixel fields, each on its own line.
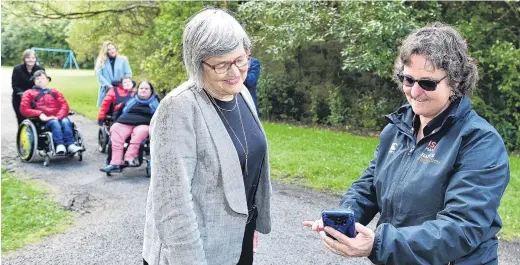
left=109, top=57, right=116, bottom=73
left=117, top=102, right=153, bottom=126
left=210, top=93, right=267, bottom=210
left=412, top=98, right=459, bottom=137
left=11, top=64, right=45, bottom=96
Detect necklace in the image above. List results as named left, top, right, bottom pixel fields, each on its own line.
left=207, top=92, right=249, bottom=175
left=206, top=90, right=238, bottom=112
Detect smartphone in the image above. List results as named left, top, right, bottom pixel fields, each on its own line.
left=321, top=208, right=356, bottom=239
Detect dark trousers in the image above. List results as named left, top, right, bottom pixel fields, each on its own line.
left=45, top=117, right=74, bottom=146
left=237, top=216, right=257, bottom=265
left=12, top=95, right=24, bottom=125
left=143, top=217, right=257, bottom=265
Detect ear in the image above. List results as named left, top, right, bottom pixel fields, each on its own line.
left=47, top=76, right=52, bottom=82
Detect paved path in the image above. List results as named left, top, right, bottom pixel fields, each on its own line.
left=1, top=67, right=519, bottom=264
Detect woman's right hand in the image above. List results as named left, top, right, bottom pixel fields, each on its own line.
left=39, top=113, right=50, bottom=121
left=39, top=113, right=57, bottom=122
left=302, top=218, right=324, bottom=232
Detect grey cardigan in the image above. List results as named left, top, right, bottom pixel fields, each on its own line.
left=142, top=81, right=272, bottom=265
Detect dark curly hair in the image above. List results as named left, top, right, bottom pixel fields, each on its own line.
left=394, top=22, right=479, bottom=100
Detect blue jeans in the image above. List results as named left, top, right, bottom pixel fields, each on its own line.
left=45, top=117, right=74, bottom=146
left=97, top=85, right=107, bottom=107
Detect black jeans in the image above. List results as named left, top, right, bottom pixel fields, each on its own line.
left=143, top=212, right=257, bottom=265
left=237, top=207, right=258, bottom=265
left=12, top=95, right=24, bottom=125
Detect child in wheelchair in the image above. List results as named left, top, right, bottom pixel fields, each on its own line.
left=100, top=80, right=159, bottom=173
left=19, top=70, right=82, bottom=155
left=97, top=76, right=134, bottom=153
left=97, top=76, right=134, bottom=126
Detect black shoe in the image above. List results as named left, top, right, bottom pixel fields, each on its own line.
left=100, top=164, right=122, bottom=173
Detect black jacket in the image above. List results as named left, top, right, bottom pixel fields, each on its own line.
left=341, top=96, right=509, bottom=265
left=116, top=94, right=160, bottom=126
left=11, top=64, right=45, bottom=96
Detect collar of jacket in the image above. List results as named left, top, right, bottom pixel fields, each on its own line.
left=385, top=96, right=472, bottom=135
left=32, top=85, right=49, bottom=91
left=23, top=64, right=41, bottom=74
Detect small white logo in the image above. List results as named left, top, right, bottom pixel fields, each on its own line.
left=389, top=143, right=398, bottom=153
left=419, top=153, right=440, bottom=164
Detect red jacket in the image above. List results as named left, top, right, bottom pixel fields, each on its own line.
left=20, top=87, right=70, bottom=120
left=98, top=84, right=133, bottom=121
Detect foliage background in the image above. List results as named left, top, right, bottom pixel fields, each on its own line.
left=2, top=1, right=519, bottom=151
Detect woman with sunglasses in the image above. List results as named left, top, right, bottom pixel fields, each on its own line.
left=304, top=23, right=509, bottom=265
left=142, top=7, right=271, bottom=265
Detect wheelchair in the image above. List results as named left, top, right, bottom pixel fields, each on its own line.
left=104, top=134, right=151, bottom=178
left=99, top=115, right=150, bottom=178
left=16, top=113, right=86, bottom=166
left=98, top=115, right=114, bottom=153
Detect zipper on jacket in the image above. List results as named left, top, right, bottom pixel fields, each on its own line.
left=388, top=128, right=417, bottom=215
left=391, top=127, right=419, bottom=214
left=407, top=128, right=416, bottom=156
left=407, top=147, right=415, bottom=156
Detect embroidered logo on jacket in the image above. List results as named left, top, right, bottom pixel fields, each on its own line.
left=419, top=153, right=440, bottom=164
left=426, top=140, right=437, bottom=152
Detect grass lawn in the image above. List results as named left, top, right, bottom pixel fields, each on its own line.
left=9, top=67, right=519, bottom=240
left=1, top=169, right=72, bottom=253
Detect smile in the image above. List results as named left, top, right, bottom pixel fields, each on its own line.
left=413, top=97, right=428, bottom=103
left=224, top=77, right=240, bottom=85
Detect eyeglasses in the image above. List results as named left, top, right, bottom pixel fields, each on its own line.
left=397, top=73, right=447, bottom=91
left=202, top=55, right=249, bottom=74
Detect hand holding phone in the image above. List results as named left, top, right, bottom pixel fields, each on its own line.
left=321, top=208, right=356, bottom=239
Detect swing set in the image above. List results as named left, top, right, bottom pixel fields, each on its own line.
left=31, top=47, right=80, bottom=69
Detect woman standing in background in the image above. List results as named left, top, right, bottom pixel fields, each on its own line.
left=11, top=49, right=45, bottom=125
left=94, top=41, right=132, bottom=107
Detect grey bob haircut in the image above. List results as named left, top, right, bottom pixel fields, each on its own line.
left=394, top=22, right=479, bottom=100
left=183, top=7, right=252, bottom=90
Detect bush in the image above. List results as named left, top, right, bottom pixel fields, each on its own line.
left=258, top=75, right=306, bottom=122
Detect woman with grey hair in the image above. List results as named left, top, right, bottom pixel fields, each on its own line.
left=304, top=23, right=509, bottom=265
left=142, top=7, right=271, bottom=265
left=11, top=49, right=45, bottom=124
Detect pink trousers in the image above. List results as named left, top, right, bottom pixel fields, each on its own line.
left=109, top=123, right=149, bottom=165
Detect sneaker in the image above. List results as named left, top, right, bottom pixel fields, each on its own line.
left=100, top=164, right=122, bottom=173
left=56, top=144, right=66, bottom=155
left=124, top=157, right=140, bottom=167
left=67, top=144, right=82, bottom=154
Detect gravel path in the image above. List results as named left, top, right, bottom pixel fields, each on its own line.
left=1, top=68, right=518, bottom=264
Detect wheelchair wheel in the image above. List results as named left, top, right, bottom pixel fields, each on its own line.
left=73, top=124, right=86, bottom=152
left=17, top=120, right=38, bottom=162
left=98, top=127, right=108, bottom=153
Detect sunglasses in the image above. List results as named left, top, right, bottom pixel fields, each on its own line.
left=397, top=74, right=447, bottom=91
